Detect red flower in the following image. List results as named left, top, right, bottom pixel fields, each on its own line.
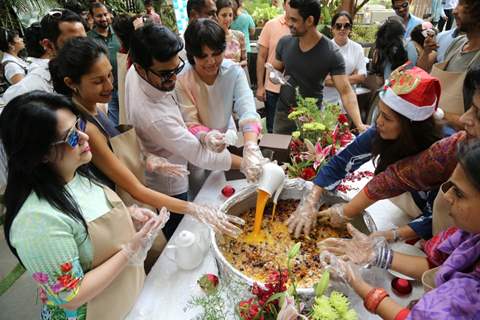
left=197, top=274, right=219, bottom=295
left=65, top=278, right=80, bottom=290
left=300, top=167, right=316, bottom=180
left=337, top=114, right=349, bottom=124
left=57, top=274, right=73, bottom=287
left=60, top=262, right=73, bottom=273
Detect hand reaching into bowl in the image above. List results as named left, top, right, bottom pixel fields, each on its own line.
left=318, top=223, right=392, bottom=269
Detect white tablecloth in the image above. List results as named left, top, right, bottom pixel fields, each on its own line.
left=126, top=162, right=425, bottom=319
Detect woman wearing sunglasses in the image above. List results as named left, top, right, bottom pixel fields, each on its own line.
left=176, top=19, right=266, bottom=183
left=323, top=11, right=367, bottom=107
left=49, top=37, right=244, bottom=240
left=319, top=139, right=480, bottom=319
left=1, top=91, right=168, bottom=320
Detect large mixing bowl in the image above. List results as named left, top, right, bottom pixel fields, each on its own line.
left=211, top=179, right=377, bottom=297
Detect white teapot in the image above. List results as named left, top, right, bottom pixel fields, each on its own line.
left=257, top=162, right=286, bottom=204
left=166, top=230, right=209, bottom=270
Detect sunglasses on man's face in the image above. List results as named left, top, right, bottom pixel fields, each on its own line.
left=393, top=2, right=409, bottom=11
left=52, top=117, right=86, bottom=148
left=334, top=22, right=352, bottom=30
left=148, top=57, right=185, bottom=82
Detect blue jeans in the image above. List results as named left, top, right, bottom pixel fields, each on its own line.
left=163, top=192, right=188, bottom=240
left=108, top=89, right=120, bottom=126
left=265, top=91, right=279, bottom=133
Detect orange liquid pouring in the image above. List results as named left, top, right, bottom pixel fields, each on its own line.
left=244, top=189, right=270, bottom=244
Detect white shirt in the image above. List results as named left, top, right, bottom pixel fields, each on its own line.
left=124, top=67, right=232, bottom=196
left=176, top=59, right=258, bottom=132
left=443, top=0, right=458, bottom=10
left=2, top=53, right=28, bottom=84
left=2, top=58, right=52, bottom=104
left=323, top=39, right=367, bottom=105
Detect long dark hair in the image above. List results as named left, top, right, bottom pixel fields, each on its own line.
left=0, top=91, right=96, bottom=263
left=49, top=37, right=108, bottom=96
left=371, top=18, right=408, bottom=77
left=457, top=140, right=480, bottom=192
left=371, top=107, right=442, bottom=174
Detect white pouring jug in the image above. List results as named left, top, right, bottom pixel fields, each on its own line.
left=165, top=229, right=209, bottom=270
left=257, top=162, right=286, bottom=205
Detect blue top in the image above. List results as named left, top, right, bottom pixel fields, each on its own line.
left=314, top=127, right=437, bottom=239
left=231, top=12, right=255, bottom=53
left=406, top=40, right=420, bottom=65
left=404, top=14, right=424, bottom=39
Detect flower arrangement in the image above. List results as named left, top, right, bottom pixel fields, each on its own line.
left=287, top=92, right=355, bottom=180
left=188, top=244, right=358, bottom=320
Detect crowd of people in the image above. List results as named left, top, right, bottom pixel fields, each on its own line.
left=0, top=0, right=479, bottom=319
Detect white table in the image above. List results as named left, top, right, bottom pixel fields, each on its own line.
left=127, top=163, right=425, bottom=319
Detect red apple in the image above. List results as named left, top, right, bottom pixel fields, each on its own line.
left=221, top=185, right=235, bottom=197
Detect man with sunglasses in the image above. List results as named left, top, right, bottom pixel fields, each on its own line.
left=2, top=9, right=86, bottom=104
left=391, top=0, right=423, bottom=39
left=125, top=25, right=241, bottom=231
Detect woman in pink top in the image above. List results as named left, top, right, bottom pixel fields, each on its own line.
left=216, top=0, right=247, bottom=67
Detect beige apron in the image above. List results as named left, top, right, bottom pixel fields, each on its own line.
left=432, top=186, right=454, bottom=236
left=117, top=52, right=128, bottom=125
left=431, top=44, right=480, bottom=115
left=86, top=187, right=145, bottom=320
left=389, top=192, right=422, bottom=218
left=84, top=105, right=167, bottom=254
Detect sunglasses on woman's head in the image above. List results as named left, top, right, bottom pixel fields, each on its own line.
left=334, top=23, right=351, bottom=30
left=52, top=117, right=86, bottom=148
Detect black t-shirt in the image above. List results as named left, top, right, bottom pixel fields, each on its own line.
left=275, top=35, right=345, bottom=111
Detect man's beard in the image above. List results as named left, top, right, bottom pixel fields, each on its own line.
left=95, top=21, right=109, bottom=29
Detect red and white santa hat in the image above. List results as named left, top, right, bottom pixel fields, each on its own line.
left=379, top=64, right=443, bottom=121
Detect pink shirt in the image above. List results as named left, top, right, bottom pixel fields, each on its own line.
left=257, top=15, right=290, bottom=93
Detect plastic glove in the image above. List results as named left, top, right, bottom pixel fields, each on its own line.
left=317, top=203, right=351, bottom=228
left=241, top=141, right=268, bottom=183
left=186, top=202, right=245, bottom=238
left=122, top=207, right=170, bottom=265
left=318, top=223, right=391, bottom=269
left=146, top=154, right=190, bottom=177
left=286, top=184, right=323, bottom=238
left=319, top=251, right=362, bottom=285
left=128, top=204, right=159, bottom=231
left=203, top=130, right=227, bottom=153
left=265, top=63, right=290, bottom=86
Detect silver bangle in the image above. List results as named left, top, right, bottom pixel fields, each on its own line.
left=392, top=228, right=400, bottom=242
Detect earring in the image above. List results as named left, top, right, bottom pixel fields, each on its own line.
left=73, top=87, right=79, bottom=95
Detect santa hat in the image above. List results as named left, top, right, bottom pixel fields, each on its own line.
left=379, top=64, right=443, bottom=121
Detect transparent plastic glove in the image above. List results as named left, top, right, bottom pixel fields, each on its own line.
left=241, top=141, right=268, bottom=183
left=318, top=223, right=390, bottom=268
left=146, top=154, right=190, bottom=177
left=319, top=251, right=362, bottom=285
left=203, top=130, right=227, bottom=153
left=317, top=203, right=351, bottom=228
left=128, top=204, right=158, bottom=231
left=265, top=63, right=290, bottom=86
left=122, top=208, right=170, bottom=265
left=186, top=202, right=245, bottom=238
left=286, top=184, right=323, bottom=238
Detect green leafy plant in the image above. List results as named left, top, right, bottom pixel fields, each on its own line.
left=350, top=24, right=378, bottom=45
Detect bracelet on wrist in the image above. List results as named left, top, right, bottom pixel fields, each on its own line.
left=392, top=227, right=400, bottom=242
left=394, top=308, right=410, bottom=320
left=364, top=287, right=389, bottom=314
